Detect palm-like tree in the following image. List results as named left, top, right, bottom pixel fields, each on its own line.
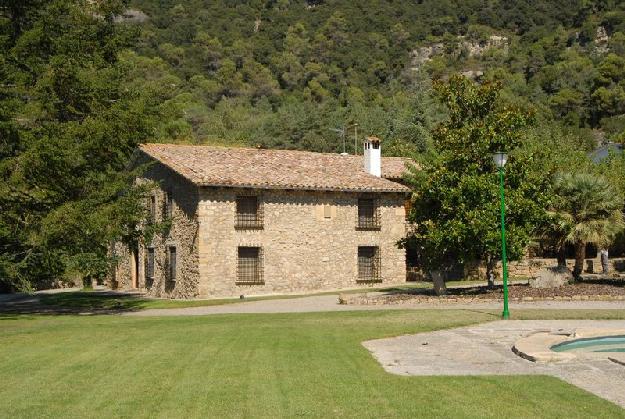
left=551, top=172, right=625, bottom=279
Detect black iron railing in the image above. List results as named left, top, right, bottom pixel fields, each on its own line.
left=237, top=246, right=264, bottom=284
left=358, top=246, right=381, bottom=282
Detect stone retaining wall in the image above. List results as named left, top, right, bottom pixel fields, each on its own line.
left=408, top=258, right=625, bottom=282
left=342, top=293, right=625, bottom=306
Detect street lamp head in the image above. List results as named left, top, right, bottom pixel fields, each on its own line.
left=493, top=151, right=508, bottom=168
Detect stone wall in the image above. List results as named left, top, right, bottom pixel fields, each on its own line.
left=407, top=257, right=625, bottom=282
left=504, top=257, right=625, bottom=278
left=197, top=188, right=407, bottom=298
left=111, top=161, right=201, bottom=298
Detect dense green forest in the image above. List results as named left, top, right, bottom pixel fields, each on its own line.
left=125, top=0, right=625, bottom=152
left=1, top=0, right=625, bottom=291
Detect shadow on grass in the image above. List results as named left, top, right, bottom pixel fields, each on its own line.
left=0, top=291, right=149, bottom=316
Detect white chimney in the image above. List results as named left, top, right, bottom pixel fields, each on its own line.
left=363, top=136, right=381, bottom=177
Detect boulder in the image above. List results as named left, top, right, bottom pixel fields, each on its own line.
left=529, top=266, right=572, bottom=289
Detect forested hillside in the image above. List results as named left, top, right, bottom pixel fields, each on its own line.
left=124, top=0, right=625, bottom=152
left=2, top=0, right=625, bottom=291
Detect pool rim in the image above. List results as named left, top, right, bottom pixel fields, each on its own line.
left=512, top=327, right=625, bottom=363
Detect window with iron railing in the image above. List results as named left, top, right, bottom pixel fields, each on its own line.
left=358, top=246, right=381, bottom=282
left=357, top=198, right=380, bottom=230
left=236, top=247, right=264, bottom=284
left=146, top=248, right=155, bottom=281
left=167, top=246, right=177, bottom=282
left=235, top=195, right=263, bottom=229
left=164, top=190, right=173, bottom=219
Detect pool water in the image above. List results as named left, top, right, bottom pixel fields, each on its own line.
left=551, top=335, right=625, bottom=353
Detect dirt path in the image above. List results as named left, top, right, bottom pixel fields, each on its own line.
left=125, top=294, right=625, bottom=316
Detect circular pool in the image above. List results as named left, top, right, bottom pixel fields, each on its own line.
left=513, top=328, right=625, bottom=363
left=551, top=335, right=625, bottom=353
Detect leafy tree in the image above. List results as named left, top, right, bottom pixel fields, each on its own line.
left=0, top=0, right=157, bottom=291
left=550, top=172, right=625, bottom=279
left=405, top=76, right=545, bottom=292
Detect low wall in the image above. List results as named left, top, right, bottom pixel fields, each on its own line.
left=407, top=258, right=625, bottom=281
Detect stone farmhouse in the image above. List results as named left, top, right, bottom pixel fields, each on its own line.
left=110, top=138, right=413, bottom=299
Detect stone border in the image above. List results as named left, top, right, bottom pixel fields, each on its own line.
left=512, top=328, right=625, bottom=363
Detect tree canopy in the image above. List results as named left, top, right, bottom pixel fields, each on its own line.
left=0, top=0, right=157, bottom=290
left=404, top=76, right=547, bottom=286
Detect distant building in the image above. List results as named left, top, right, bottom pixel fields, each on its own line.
left=110, top=139, right=412, bottom=298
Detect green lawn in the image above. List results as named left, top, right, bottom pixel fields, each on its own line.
left=1, top=310, right=625, bottom=418
left=36, top=280, right=507, bottom=311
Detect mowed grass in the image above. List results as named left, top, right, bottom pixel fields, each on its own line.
left=36, top=280, right=505, bottom=311
left=1, top=310, right=624, bottom=418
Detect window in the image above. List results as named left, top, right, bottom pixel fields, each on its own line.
left=357, top=198, right=380, bottom=230
left=148, top=195, right=156, bottom=223
left=146, top=248, right=155, bottom=280
left=164, top=190, right=173, bottom=219
left=235, top=195, right=263, bottom=229
left=167, top=246, right=177, bottom=282
left=237, top=247, right=263, bottom=284
left=358, top=246, right=381, bottom=282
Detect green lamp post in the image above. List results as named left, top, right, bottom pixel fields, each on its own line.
left=493, top=151, right=510, bottom=320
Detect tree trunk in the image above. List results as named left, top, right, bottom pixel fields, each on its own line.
left=556, top=245, right=567, bottom=268
left=572, top=240, right=585, bottom=280
left=486, top=256, right=497, bottom=289
left=430, top=269, right=447, bottom=296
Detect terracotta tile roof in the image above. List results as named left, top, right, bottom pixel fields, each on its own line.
left=139, top=143, right=413, bottom=193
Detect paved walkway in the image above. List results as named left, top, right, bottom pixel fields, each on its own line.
left=363, top=320, right=625, bottom=408
left=126, top=294, right=625, bottom=316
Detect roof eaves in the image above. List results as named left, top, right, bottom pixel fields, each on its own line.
left=195, top=181, right=410, bottom=193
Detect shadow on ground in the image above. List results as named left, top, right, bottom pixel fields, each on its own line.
left=0, top=290, right=148, bottom=316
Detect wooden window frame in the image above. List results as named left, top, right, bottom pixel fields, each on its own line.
left=236, top=246, right=264, bottom=285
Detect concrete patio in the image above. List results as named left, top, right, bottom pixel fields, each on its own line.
left=363, top=320, right=625, bottom=409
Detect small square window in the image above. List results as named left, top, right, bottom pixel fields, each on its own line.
left=167, top=246, right=177, bottom=282
left=237, top=247, right=263, bottom=284
left=235, top=196, right=263, bottom=229
left=358, top=246, right=381, bottom=282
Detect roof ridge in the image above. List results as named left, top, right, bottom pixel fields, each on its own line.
left=139, top=143, right=411, bottom=160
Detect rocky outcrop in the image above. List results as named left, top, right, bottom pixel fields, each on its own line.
left=410, top=35, right=508, bottom=71
left=114, top=9, right=149, bottom=24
